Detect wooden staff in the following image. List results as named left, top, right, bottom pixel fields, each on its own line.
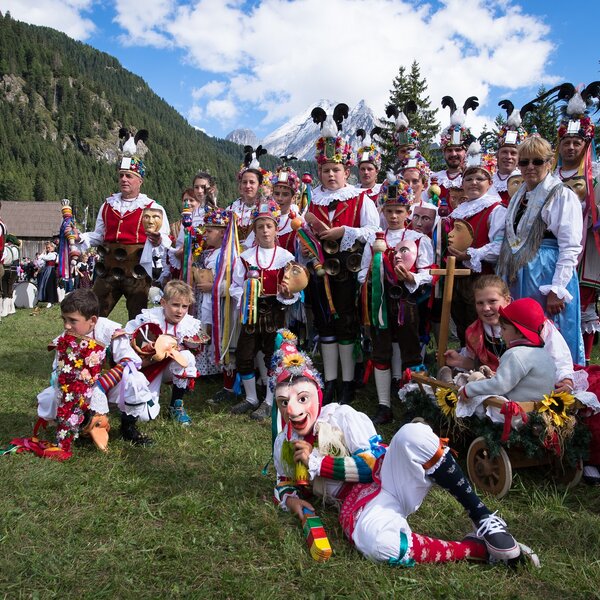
left=430, top=256, right=470, bottom=368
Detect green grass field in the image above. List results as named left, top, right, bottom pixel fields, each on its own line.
left=1, top=302, right=600, bottom=599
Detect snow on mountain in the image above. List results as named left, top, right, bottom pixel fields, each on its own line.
left=262, top=99, right=380, bottom=161
left=225, top=128, right=259, bottom=147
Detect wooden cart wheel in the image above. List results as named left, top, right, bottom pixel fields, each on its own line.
left=467, top=437, right=512, bottom=499
left=550, top=457, right=583, bottom=489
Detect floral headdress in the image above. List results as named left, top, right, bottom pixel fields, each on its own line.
left=355, top=127, right=383, bottom=169
left=379, top=171, right=414, bottom=207
left=204, top=206, right=232, bottom=228
left=496, top=99, right=533, bottom=147
left=548, top=82, right=600, bottom=142
left=400, top=150, right=431, bottom=181
left=311, top=103, right=354, bottom=165
left=386, top=102, right=419, bottom=149
left=439, top=95, right=479, bottom=149
left=271, top=165, right=300, bottom=194
left=269, top=329, right=324, bottom=392
left=464, top=140, right=497, bottom=177
left=251, top=198, right=281, bottom=224
left=118, top=128, right=148, bottom=179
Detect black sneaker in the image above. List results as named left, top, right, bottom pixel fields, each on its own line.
left=322, top=380, right=337, bottom=405
left=371, top=404, right=393, bottom=425
left=339, top=381, right=354, bottom=405
left=208, top=388, right=237, bottom=404
left=120, top=416, right=154, bottom=447
left=230, top=399, right=257, bottom=415
left=473, top=512, right=520, bottom=562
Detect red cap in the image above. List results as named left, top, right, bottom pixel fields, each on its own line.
left=499, top=298, right=545, bottom=346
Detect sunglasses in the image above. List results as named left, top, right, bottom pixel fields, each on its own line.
left=517, top=158, right=547, bottom=167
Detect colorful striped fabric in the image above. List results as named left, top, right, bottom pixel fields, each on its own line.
left=318, top=449, right=376, bottom=483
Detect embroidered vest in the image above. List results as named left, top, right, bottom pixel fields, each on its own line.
left=308, top=192, right=365, bottom=229
left=242, top=259, right=282, bottom=296
left=102, top=200, right=152, bottom=244
left=465, top=319, right=501, bottom=371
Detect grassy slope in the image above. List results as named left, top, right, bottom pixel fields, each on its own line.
left=1, top=303, right=600, bottom=599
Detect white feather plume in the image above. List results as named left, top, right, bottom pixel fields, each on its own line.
left=507, top=110, right=522, bottom=128
left=567, top=91, right=587, bottom=116
left=450, top=108, right=466, bottom=127
left=396, top=111, right=409, bottom=129
left=322, top=116, right=338, bottom=138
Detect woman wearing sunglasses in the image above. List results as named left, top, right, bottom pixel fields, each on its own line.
left=498, top=135, right=585, bottom=365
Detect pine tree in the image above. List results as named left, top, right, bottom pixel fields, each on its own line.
left=381, top=61, right=440, bottom=171
left=522, top=86, right=560, bottom=144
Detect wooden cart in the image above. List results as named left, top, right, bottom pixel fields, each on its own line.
left=409, top=372, right=583, bottom=499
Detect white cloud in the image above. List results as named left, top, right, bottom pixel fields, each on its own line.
left=3, top=0, right=96, bottom=40
left=110, top=0, right=556, bottom=133
left=187, top=104, right=204, bottom=123
left=191, top=80, right=227, bottom=100
left=114, top=0, right=176, bottom=47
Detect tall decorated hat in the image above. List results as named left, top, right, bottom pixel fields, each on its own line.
left=496, top=99, right=534, bottom=148
left=271, top=164, right=300, bottom=194
left=386, top=101, right=419, bottom=149
left=118, top=127, right=148, bottom=178
left=550, top=82, right=600, bottom=142
left=355, top=127, right=383, bottom=168
left=379, top=171, right=415, bottom=208
left=400, top=149, right=431, bottom=181
left=311, top=103, right=354, bottom=165
left=251, top=198, right=281, bottom=224
left=203, top=206, right=232, bottom=227
left=440, top=96, right=479, bottom=149
left=464, top=136, right=497, bottom=178
left=238, top=144, right=272, bottom=191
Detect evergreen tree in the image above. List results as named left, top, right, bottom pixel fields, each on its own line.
left=381, top=61, right=440, bottom=172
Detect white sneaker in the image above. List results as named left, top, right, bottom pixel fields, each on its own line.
left=474, top=511, right=520, bottom=562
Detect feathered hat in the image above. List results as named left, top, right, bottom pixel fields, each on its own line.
left=386, top=101, right=419, bottom=148
left=271, top=164, right=300, bottom=194
left=440, top=96, right=479, bottom=148
left=552, top=82, right=600, bottom=141
left=203, top=206, right=232, bottom=228
left=464, top=136, right=496, bottom=177
left=379, top=171, right=415, bottom=208
left=355, top=127, right=383, bottom=168
left=311, top=103, right=354, bottom=165
left=251, top=198, right=281, bottom=224
left=400, top=149, right=431, bottom=181
left=496, top=99, right=534, bottom=147
left=118, top=127, right=148, bottom=178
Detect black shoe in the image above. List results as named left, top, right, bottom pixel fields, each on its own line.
left=339, top=381, right=354, bottom=405
left=208, top=388, right=238, bottom=404
left=120, top=415, right=154, bottom=447
left=371, top=404, right=393, bottom=425
left=230, top=399, right=257, bottom=415
left=323, top=380, right=337, bottom=405
left=473, top=512, right=520, bottom=562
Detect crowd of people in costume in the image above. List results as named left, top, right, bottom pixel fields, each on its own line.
left=2, top=80, right=600, bottom=569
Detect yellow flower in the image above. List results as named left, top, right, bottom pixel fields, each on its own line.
left=538, top=391, right=575, bottom=427
left=282, top=329, right=296, bottom=341
left=282, top=353, right=304, bottom=369
left=61, top=384, right=69, bottom=393
left=436, top=388, right=458, bottom=418
left=88, top=340, right=97, bottom=349
left=74, top=359, right=84, bottom=368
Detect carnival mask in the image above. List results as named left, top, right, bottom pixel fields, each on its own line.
left=563, top=175, right=587, bottom=202
left=448, top=188, right=466, bottom=209
left=393, top=239, right=418, bottom=271
left=447, top=219, right=474, bottom=252
left=282, top=261, right=309, bottom=293
left=411, top=206, right=436, bottom=236
left=507, top=175, right=524, bottom=199
left=142, top=208, right=163, bottom=234
left=276, top=379, right=320, bottom=437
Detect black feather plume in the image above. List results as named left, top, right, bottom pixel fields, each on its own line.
left=332, top=103, right=349, bottom=131
left=243, top=145, right=254, bottom=154
left=441, top=96, right=457, bottom=113
left=118, top=128, right=129, bottom=140
left=463, top=96, right=479, bottom=114
left=582, top=81, right=600, bottom=103
left=386, top=104, right=400, bottom=119
left=256, top=145, right=268, bottom=157
left=556, top=83, right=576, bottom=102
left=498, top=99, right=514, bottom=118
left=310, top=107, right=327, bottom=128
left=356, top=128, right=366, bottom=142
left=404, top=100, right=417, bottom=115
left=519, top=101, right=537, bottom=119
left=371, top=126, right=382, bottom=139
left=134, top=129, right=149, bottom=145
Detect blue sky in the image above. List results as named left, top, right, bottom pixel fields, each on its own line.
left=3, top=0, right=599, bottom=139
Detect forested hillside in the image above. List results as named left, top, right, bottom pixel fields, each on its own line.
left=0, top=11, right=312, bottom=222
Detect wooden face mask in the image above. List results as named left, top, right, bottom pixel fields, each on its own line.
left=282, top=261, right=309, bottom=293
left=447, top=219, right=474, bottom=252
left=142, top=208, right=163, bottom=233
left=562, top=175, right=587, bottom=202
left=393, top=239, right=418, bottom=272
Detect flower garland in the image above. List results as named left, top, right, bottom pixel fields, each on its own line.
left=191, top=226, right=206, bottom=258
left=55, top=334, right=106, bottom=453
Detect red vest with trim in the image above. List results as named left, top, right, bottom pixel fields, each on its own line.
left=242, top=260, right=283, bottom=296
left=465, top=319, right=501, bottom=371
left=448, top=203, right=499, bottom=274
left=307, top=192, right=365, bottom=229
left=277, top=229, right=296, bottom=254
left=102, top=200, right=152, bottom=244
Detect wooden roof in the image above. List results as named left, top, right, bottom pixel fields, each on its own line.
left=0, top=201, right=62, bottom=239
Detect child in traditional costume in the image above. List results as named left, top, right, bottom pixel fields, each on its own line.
left=126, top=280, right=204, bottom=427
left=358, top=176, right=433, bottom=424
left=229, top=199, right=303, bottom=420
left=304, top=104, right=379, bottom=405
left=355, top=128, right=382, bottom=204
left=36, top=241, right=59, bottom=308
left=446, top=141, right=506, bottom=345
left=271, top=334, right=532, bottom=566
left=5, top=289, right=154, bottom=458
